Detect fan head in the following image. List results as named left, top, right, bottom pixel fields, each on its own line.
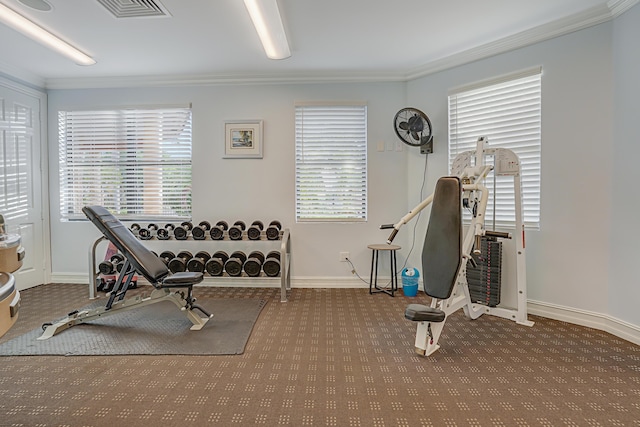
left=394, top=107, right=433, bottom=153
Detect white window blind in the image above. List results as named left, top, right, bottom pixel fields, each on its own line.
left=295, top=104, right=367, bottom=222
left=0, top=104, right=32, bottom=221
left=448, top=69, right=541, bottom=229
left=59, top=107, right=192, bottom=221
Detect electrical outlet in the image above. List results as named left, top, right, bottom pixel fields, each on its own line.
left=339, top=251, right=349, bottom=262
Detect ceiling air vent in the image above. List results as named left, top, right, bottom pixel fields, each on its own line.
left=96, top=0, right=171, bottom=18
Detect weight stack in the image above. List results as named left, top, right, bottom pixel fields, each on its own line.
left=466, top=236, right=502, bottom=307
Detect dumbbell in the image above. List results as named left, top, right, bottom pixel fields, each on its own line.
left=98, top=253, right=125, bottom=275
left=115, top=256, right=127, bottom=273
left=225, top=250, right=247, bottom=277
left=228, top=220, right=246, bottom=240
left=168, top=250, right=192, bottom=273
left=174, top=221, right=193, bottom=240
left=191, top=221, right=211, bottom=240
left=187, top=251, right=211, bottom=273
left=156, top=224, right=175, bottom=240
left=130, top=223, right=141, bottom=236
left=138, top=225, right=154, bottom=240
left=247, top=220, right=264, bottom=240
left=266, top=220, right=282, bottom=240
left=205, top=251, right=228, bottom=276
left=210, top=220, right=228, bottom=240
left=243, top=251, right=265, bottom=277
left=158, top=250, right=175, bottom=266
left=263, top=250, right=281, bottom=277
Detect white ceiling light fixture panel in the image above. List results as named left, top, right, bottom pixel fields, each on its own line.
left=0, top=3, right=95, bottom=65
left=244, top=0, right=291, bottom=60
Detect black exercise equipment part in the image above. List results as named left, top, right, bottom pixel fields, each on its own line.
left=191, top=221, right=211, bottom=240
left=225, top=251, right=246, bottom=277
left=187, top=251, right=211, bottom=273
left=130, top=223, right=141, bottom=235
left=243, top=251, right=264, bottom=277
left=404, top=177, right=462, bottom=323
left=159, top=251, right=175, bottom=265
left=168, top=250, right=193, bottom=273
left=205, top=251, right=228, bottom=276
left=38, top=205, right=212, bottom=340
left=173, top=222, right=191, bottom=240
left=228, top=221, right=246, bottom=240
left=210, top=220, right=228, bottom=240
left=467, top=236, right=502, bottom=307
left=156, top=228, right=170, bottom=240
left=138, top=228, right=153, bottom=240
left=247, top=220, right=264, bottom=240
left=266, top=220, right=282, bottom=240
left=98, top=253, right=125, bottom=275
left=263, top=250, right=281, bottom=277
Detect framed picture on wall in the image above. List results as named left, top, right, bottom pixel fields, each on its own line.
left=223, top=120, right=263, bottom=158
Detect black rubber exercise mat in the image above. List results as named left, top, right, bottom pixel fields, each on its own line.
left=0, top=298, right=267, bottom=356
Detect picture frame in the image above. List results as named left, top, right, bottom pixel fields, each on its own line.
left=223, top=120, right=263, bottom=158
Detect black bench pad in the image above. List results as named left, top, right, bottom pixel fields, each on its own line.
left=162, top=271, right=203, bottom=287
left=404, top=304, right=446, bottom=322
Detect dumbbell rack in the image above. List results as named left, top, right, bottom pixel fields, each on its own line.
left=88, top=227, right=291, bottom=302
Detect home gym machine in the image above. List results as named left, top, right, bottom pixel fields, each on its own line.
left=383, top=137, right=534, bottom=356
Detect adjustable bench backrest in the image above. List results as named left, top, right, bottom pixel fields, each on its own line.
left=83, top=205, right=170, bottom=285
left=421, top=176, right=463, bottom=300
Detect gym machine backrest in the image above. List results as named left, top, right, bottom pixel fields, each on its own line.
left=82, top=205, right=176, bottom=286
left=421, top=176, right=462, bottom=300
left=405, top=177, right=463, bottom=324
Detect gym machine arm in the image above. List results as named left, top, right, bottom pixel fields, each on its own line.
left=382, top=137, right=500, bottom=257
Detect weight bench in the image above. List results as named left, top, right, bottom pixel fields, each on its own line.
left=404, top=176, right=463, bottom=355
left=39, top=205, right=213, bottom=340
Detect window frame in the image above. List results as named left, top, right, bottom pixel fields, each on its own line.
left=448, top=67, right=542, bottom=230
left=295, top=103, right=368, bottom=223
left=58, top=105, right=193, bottom=222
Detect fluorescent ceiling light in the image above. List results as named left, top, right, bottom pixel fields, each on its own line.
left=244, top=0, right=290, bottom=60
left=0, top=3, right=95, bottom=65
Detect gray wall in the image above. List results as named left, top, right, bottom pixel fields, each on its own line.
left=48, top=82, right=409, bottom=282
left=46, top=4, right=640, bottom=336
left=610, top=4, right=640, bottom=327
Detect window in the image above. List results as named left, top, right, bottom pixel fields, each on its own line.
left=59, top=106, right=192, bottom=221
left=0, top=103, right=32, bottom=221
left=295, top=104, right=367, bottom=222
left=448, top=68, right=541, bottom=229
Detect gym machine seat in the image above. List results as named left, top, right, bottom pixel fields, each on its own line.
left=38, top=205, right=213, bottom=340
left=404, top=177, right=462, bottom=324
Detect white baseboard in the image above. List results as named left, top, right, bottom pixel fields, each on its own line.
left=50, top=274, right=374, bottom=288
left=49, top=273, right=640, bottom=346
left=527, top=299, right=640, bottom=346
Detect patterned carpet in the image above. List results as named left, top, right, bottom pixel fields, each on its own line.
left=0, top=283, right=639, bottom=426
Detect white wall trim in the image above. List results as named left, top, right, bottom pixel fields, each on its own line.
left=527, top=299, right=640, bottom=346
left=50, top=273, right=374, bottom=288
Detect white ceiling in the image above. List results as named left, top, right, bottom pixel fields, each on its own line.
left=0, top=0, right=634, bottom=88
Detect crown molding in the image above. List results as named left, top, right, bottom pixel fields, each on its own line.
left=0, top=59, right=46, bottom=89
left=41, top=0, right=639, bottom=90
left=405, top=1, right=637, bottom=80
left=608, top=0, right=639, bottom=17
left=44, top=70, right=407, bottom=90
